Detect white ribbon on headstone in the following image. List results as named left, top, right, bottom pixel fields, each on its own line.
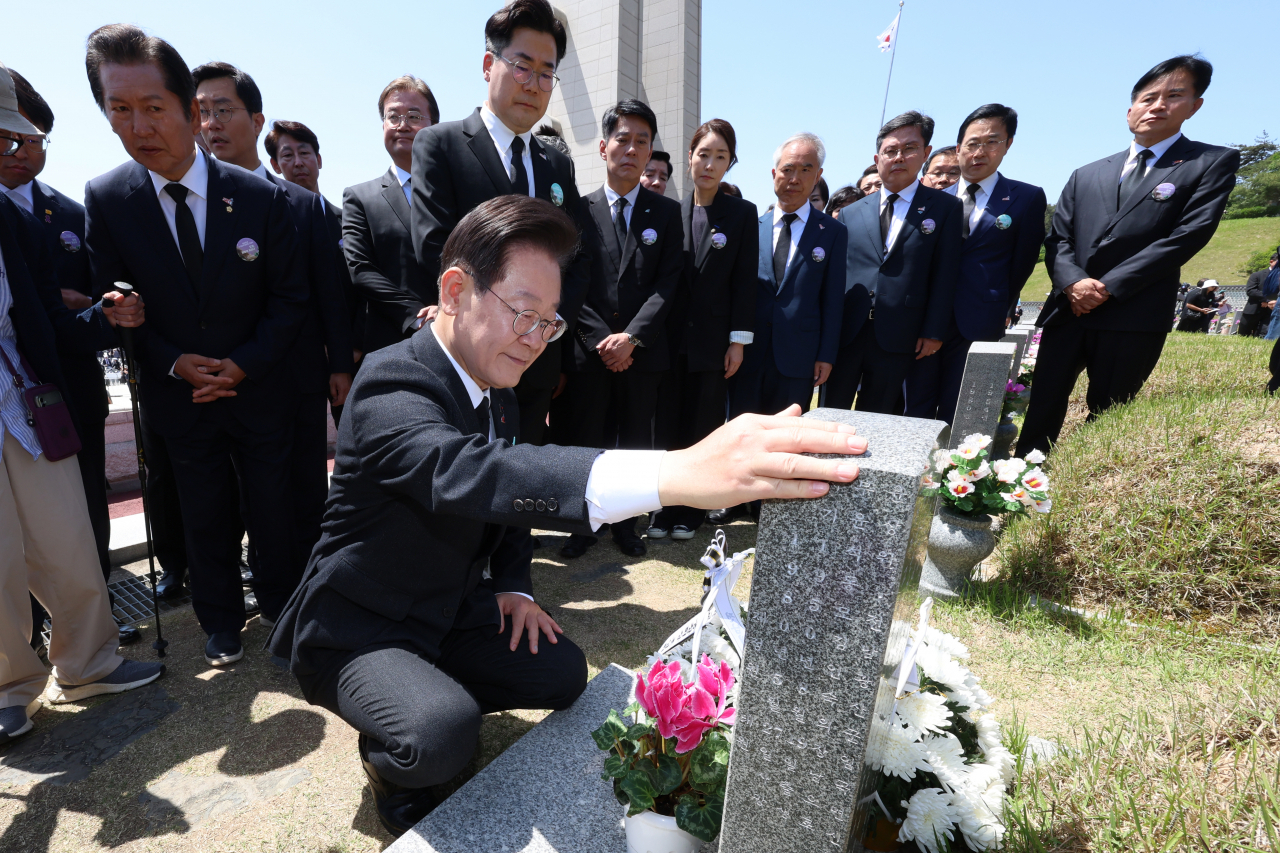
left=656, top=529, right=751, bottom=666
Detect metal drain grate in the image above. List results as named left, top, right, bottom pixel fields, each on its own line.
left=109, top=575, right=191, bottom=626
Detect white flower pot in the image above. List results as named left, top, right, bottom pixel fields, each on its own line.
left=920, top=505, right=996, bottom=599
left=624, top=809, right=704, bottom=853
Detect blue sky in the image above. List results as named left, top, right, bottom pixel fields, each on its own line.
left=6, top=0, right=1275, bottom=212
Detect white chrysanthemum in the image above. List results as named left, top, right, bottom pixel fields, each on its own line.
left=962, top=761, right=1001, bottom=793
left=898, top=788, right=959, bottom=853
left=916, top=625, right=971, bottom=660
left=953, top=786, right=1006, bottom=851
left=983, top=742, right=1016, bottom=786
left=974, top=714, right=1003, bottom=753
left=919, top=734, right=969, bottom=789
left=868, top=716, right=925, bottom=781
left=896, top=691, right=952, bottom=737
left=963, top=673, right=992, bottom=709
left=698, top=626, right=741, bottom=670
left=916, top=646, right=971, bottom=693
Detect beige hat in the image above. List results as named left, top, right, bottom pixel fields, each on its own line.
left=0, top=61, right=43, bottom=137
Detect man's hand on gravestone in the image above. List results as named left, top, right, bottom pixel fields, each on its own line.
left=659, top=404, right=868, bottom=510
left=497, top=593, right=563, bottom=655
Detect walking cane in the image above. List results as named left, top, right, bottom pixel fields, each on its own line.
left=103, top=282, right=167, bottom=658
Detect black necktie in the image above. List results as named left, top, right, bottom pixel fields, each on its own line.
left=880, top=193, right=899, bottom=251
left=773, top=212, right=798, bottom=283
left=962, top=183, right=980, bottom=240
left=509, top=136, right=529, bottom=196
left=614, top=197, right=629, bottom=250
left=1118, top=148, right=1153, bottom=208
left=474, top=397, right=490, bottom=440
left=164, top=183, right=203, bottom=289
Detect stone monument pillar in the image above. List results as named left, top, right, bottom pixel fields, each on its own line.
left=718, top=410, right=946, bottom=853
left=545, top=0, right=701, bottom=199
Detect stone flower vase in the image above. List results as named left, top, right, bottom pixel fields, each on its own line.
left=919, top=505, right=996, bottom=599
left=991, top=411, right=1019, bottom=460
left=624, top=809, right=704, bottom=853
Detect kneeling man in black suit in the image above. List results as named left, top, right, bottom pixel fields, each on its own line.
left=269, top=194, right=872, bottom=837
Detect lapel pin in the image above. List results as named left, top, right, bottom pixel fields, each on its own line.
left=222, top=197, right=234, bottom=212
left=641, top=228, right=658, bottom=245
left=812, top=246, right=826, bottom=262
left=1152, top=183, right=1176, bottom=201
left=1172, top=160, right=1183, bottom=165
left=1001, top=196, right=1010, bottom=201
left=236, top=237, right=260, bottom=261
left=921, top=219, right=936, bottom=235
left=44, top=208, right=52, bottom=223
left=711, top=232, right=728, bottom=249
left=539, top=152, right=547, bottom=160
left=917, top=206, right=926, bottom=213
left=996, top=214, right=1012, bottom=230
left=59, top=231, right=81, bottom=252
left=550, top=183, right=564, bottom=207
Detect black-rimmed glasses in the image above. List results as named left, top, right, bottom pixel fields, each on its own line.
left=198, top=107, right=249, bottom=124
left=494, top=54, right=559, bottom=92
left=0, top=134, right=48, bottom=156
left=483, top=286, right=566, bottom=342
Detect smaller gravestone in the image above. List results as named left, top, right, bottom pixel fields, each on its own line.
left=1000, top=329, right=1030, bottom=374
left=948, top=342, right=1016, bottom=451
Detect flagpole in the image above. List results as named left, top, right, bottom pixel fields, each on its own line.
left=879, top=0, right=904, bottom=128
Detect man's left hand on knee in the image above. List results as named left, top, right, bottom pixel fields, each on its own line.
left=496, top=593, right=563, bottom=654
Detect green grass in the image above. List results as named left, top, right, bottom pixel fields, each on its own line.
left=1020, top=216, right=1280, bottom=303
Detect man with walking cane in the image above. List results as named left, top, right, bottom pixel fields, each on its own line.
left=0, top=62, right=164, bottom=746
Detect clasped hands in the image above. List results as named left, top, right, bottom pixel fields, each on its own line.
left=175, top=354, right=246, bottom=403
left=1066, top=279, right=1111, bottom=315
left=597, top=333, right=634, bottom=371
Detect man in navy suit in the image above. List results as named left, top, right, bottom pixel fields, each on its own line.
left=82, top=25, right=309, bottom=667
left=193, top=62, right=354, bottom=598
left=827, top=111, right=962, bottom=413
left=905, top=104, right=1046, bottom=424
left=1019, top=56, right=1240, bottom=455
left=729, top=132, right=845, bottom=419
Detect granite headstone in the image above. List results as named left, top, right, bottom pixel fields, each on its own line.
left=948, top=342, right=1016, bottom=451
left=717, top=409, right=946, bottom=853
left=1000, top=328, right=1030, bottom=374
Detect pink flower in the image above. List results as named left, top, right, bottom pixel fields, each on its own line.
left=633, top=656, right=737, bottom=754
left=1004, top=380, right=1026, bottom=394
left=948, top=480, right=975, bottom=498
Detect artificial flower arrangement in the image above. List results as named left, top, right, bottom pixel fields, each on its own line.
left=863, top=616, right=1014, bottom=853
left=922, top=435, right=1050, bottom=517
left=592, top=533, right=748, bottom=844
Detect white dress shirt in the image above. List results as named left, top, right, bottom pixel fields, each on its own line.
left=480, top=105, right=536, bottom=197
left=252, top=162, right=271, bottom=181
left=603, top=182, right=642, bottom=232
left=771, top=201, right=811, bottom=270
left=395, top=164, right=412, bottom=205
left=0, top=181, right=34, bottom=215
left=433, top=325, right=662, bottom=534
left=1120, top=132, right=1181, bottom=182
left=957, top=171, right=1001, bottom=232
left=148, top=151, right=209, bottom=255
left=0, top=241, right=43, bottom=460
left=879, top=180, right=919, bottom=253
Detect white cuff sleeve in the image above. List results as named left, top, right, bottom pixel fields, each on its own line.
left=504, top=592, right=534, bottom=602
left=728, top=331, right=754, bottom=345
left=169, top=359, right=180, bottom=378
left=584, top=450, right=665, bottom=532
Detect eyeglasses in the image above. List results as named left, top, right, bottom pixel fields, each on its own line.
left=385, top=112, right=428, bottom=128
left=961, top=138, right=1007, bottom=154
left=879, top=144, right=921, bottom=160
left=482, top=284, right=566, bottom=342
left=0, top=134, right=49, bottom=156
left=494, top=54, right=559, bottom=92
left=198, top=107, right=250, bottom=124
left=926, top=167, right=962, bottom=178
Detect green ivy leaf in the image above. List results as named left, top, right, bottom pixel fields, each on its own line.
left=642, top=753, right=683, bottom=796
left=619, top=769, right=657, bottom=816
left=591, top=709, right=630, bottom=752
left=689, top=732, right=731, bottom=789
left=602, top=753, right=629, bottom=779
left=676, top=793, right=725, bottom=842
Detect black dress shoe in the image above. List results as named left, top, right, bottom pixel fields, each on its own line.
left=244, top=591, right=260, bottom=615
left=116, top=620, right=142, bottom=645
left=559, top=533, right=597, bottom=559
left=708, top=504, right=748, bottom=525
left=359, top=733, right=439, bottom=837
left=204, top=631, right=244, bottom=666
left=613, top=531, right=647, bottom=558
left=155, top=568, right=187, bottom=600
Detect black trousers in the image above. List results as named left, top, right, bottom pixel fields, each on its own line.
left=305, top=625, right=587, bottom=789
left=904, top=332, right=971, bottom=424
left=655, top=355, right=728, bottom=529
left=138, top=416, right=189, bottom=575
left=165, top=408, right=296, bottom=634
left=1239, top=308, right=1273, bottom=338
left=514, top=380, right=553, bottom=447
left=1269, top=335, right=1280, bottom=394
left=562, top=368, right=662, bottom=451
left=1017, top=323, right=1167, bottom=456
left=1175, top=314, right=1211, bottom=333
left=728, top=354, right=813, bottom=419
left=824, top=321, right=915, bottom=414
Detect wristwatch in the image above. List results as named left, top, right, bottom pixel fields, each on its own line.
left=627, top=334, right=644, bottom=348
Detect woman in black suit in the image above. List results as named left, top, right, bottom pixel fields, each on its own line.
left=650, top=119, right=759, bottom=540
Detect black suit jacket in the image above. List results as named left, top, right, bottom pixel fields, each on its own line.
left=574, top=185, right=683, bottom=373
left=666, top=189, right=758, bottom=373
left=262, top=171, right=355, bottom=394
left=1244, top=268, right=1277, bottom=315
left=267, top=324, right=600, bottom=682
left=30, top=179, right=109, bottom=422
left=837, top=184, right=963, bottom=352
left=84, top=154, right=309, bottom=436
left=410, top=108, right=592, bottom=388
left=342, top=167, right=430, bottom=353
left=323, top=196, right=364, bottom=352
left=0, top=192, right=118, bottom=426
left=1041, top=135, right=1240, bottom=331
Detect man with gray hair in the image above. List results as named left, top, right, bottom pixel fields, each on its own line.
left=713, top=132, right=845, bottom=524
